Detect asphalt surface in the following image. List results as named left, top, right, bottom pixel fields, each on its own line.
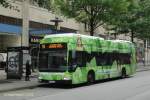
left=0, top=71, right=150, bottom=100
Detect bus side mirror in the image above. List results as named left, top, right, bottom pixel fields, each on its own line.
left=72, top=64, right=77, bottom=69
left=70, top=64, right=77, bottom=72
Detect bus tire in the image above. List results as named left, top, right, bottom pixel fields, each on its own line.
left=87, top=71, right=95, bottom=84
left=121, top=68, right=127, bottom=78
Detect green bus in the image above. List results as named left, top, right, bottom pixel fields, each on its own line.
left=38, top=33, right=136, bottom=84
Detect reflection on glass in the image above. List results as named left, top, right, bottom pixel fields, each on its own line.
left=39, top=50, right=67, bottom=72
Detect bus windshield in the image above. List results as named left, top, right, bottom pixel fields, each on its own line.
left=39, top=50, right=67, bottom=72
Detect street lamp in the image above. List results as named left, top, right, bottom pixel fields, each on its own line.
left=50, top=17, right=63, bottom=31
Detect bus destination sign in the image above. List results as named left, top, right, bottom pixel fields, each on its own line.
left=41, top=43, right=67, bottom=49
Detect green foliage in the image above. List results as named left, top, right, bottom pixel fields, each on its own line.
left=108, top=0, right=150, bottom=41
left=33, top=0, right=52, bottom=10
left=53, top=0, right=131, bottom=36
left=33, top=0, right=150, bottom=40
left=135, top=0, right=150, bottom=39
left=107, top=0, right=142, bottom=42
left=0, top=0, right=9, bottom=8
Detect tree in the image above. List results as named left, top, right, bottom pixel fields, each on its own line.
left=52, top=0, right=131, bottom=36
left=33, top=0, right=52, bottom=10
left=0, top=0, right=9, bottom=7
left=135, top=0, right=150, bottom=40
left=106, top=0, right=141, bottom=42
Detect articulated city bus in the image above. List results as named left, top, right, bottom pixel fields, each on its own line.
left=38, top=33, right=136, bottom=84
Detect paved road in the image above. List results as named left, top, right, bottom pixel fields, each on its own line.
left=0, top=71, right=150, bottom=100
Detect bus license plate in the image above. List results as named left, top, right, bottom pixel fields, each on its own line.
left=48, top=81, right=55, bottom=83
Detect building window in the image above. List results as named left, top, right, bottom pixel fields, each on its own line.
left=0, top=15, right=21, bottom=26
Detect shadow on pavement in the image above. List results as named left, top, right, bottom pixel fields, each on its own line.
left=0, top=80, right=12, bottom=84
left=37, top=77, right=129, bottom=89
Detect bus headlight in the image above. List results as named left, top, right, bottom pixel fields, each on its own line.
left=38, top=76, right=42, bottom=80
left=63, top=77, right=71, bottom=80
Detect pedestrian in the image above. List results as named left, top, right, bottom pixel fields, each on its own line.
left=25, top=60, right=31, bottom=81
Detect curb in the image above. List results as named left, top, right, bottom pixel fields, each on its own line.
left=0, top=84, right=38, bottom=93
left=136, top=68, right=150, bottom=72
left=136, top=69, right=150, bottom=72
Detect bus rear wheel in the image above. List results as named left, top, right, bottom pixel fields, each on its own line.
left=121, top=68, right=127, bottom=78
left=87, top=72, right=95, bottom=84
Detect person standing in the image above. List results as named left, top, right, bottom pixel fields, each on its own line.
left=25, top=60, right=31, bottom=81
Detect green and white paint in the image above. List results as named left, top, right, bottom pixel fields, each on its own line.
left=38, top=33, right=137, bottom=84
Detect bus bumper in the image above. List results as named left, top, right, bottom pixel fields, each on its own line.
left=39, top=79, right=72, bottom=84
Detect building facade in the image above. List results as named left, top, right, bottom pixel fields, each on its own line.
left=0, top=0, right=85, bottom=51
left=0, top=0, right=149, bottom=65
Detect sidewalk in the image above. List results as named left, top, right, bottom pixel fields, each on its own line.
left=0, top=70, right=39, bottom=93
left=136, top=63, right=150, bottom=72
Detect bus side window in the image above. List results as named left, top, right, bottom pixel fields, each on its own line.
left=96, top=53, right=102, bottom=66
left=112, top=52, right=117, bottom=63
left=76, top=51, right=86, bottom=67
left=106, top=53, right=113, bottom=65
left=117, top=53, right=131, bottom=64
left=69, top=51, right=87, bottom=67
left=68, top=51, right=73, bottom=66
left=86, top=53, right=92, bottom=63
left=123, top=53, right=131, bottom=64
left=118, top=53, right=122, bottom=64
left=95, top=53, right=107, bottom=66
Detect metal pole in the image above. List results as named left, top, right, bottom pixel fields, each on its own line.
left=22, top=0, right=30, bottom=47
left=145, top=40, right=148, bottom=66
left=146, top=40, right=149, bottom=66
